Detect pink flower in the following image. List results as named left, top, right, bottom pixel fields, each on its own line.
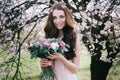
left=59, top=41, right=65, bottom=47
left=41, top=40, right=50, bottom=47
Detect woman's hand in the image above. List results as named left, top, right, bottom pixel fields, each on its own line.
left=48, top=53, right=65, bottom=61
left=40, top=58, right=53, bottom=68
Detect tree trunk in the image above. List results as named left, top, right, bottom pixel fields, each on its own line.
left=90, top=55, right=112, bottom=80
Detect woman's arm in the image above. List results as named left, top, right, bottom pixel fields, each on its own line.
left=48, top=33, right=80, bottom=73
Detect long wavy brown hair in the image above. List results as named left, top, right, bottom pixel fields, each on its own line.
left=44, top=2, right=76, bottom=60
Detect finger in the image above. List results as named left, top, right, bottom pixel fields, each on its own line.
left=41, top=58, right=48, bottom=61
left=48, top=54, right=55, bottom=58
left=47, top=56, right=54, bottom=60
left=46, top=61, right=52, bottom=66
left=41, top=62, right=49, bottom=67
left=41, top=64, right=47, bottom=67
left=41, top=61, right=52, bottom=67
left=48, top=52, right=53, bottom=56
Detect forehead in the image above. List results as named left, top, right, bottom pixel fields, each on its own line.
left=52, top=9, right=65, bottom=16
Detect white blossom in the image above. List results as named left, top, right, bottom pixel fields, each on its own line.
left=51, top=42, right=59, bottom=50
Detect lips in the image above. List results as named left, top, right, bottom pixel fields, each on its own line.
left=56, top=23, right=63, bottom=27
left=57, top=24, right=62, bottom=27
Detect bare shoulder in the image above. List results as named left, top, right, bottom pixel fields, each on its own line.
left=73, top=26, right=80, bottom=38
left=73, top=30, right=80, bottom=40
left=73, top=27, right=80, bottom=45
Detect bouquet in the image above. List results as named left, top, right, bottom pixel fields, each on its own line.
left=28, top=38, right=70, bottom=80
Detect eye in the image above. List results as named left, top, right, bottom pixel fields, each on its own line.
left=60, top=15, right=65, bottom=18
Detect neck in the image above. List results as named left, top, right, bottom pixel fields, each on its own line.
left=58, top=30, right=63, bottom=38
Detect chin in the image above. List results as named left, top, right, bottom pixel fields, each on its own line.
left=57, top=26, right=64, bottom=30
left=57, top=28, right=63, bottom=30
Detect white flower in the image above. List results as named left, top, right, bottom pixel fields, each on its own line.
left=51, top=42, right=59, bottom=50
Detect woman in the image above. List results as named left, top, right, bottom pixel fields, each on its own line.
left=40, top=2, right=80, bottom=80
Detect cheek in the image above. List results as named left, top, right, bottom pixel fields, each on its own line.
left=63, top=18, right=66, bottom=22
left=63, top=19, right=66, bottom=24
left=53, top=19, right=57, bottom=24
left=61, top=17, right=66, bottom=23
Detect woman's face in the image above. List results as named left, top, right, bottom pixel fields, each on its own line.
left=53, top=9, right=66, bottom=30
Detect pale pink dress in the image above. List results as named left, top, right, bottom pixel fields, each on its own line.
left=53, top=60, right=77, bottom=80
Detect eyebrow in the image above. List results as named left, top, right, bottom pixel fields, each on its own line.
left=53, top=14, right=65, bottom=17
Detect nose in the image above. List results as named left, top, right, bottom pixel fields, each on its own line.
left=56, top=18, right=60, bottom=23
